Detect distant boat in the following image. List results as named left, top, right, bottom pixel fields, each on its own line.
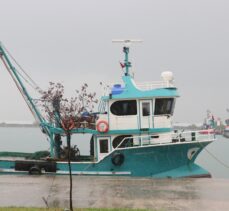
left=214, top=129, right=223, bottom=135
left=223, top=125, right=229, bottom=138
left=199, top=128, right=215, bottom=135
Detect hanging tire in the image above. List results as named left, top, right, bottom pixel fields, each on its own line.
left=111, top=152, right=125, bottom=166
left=29, top=165, right=41, bottom=175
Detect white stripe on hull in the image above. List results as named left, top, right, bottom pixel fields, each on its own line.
left=0, top=168, right=131, bottom=175
left=57, top=171, right=131, bottom=175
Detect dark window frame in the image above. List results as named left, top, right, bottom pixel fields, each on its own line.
left=99, top=139, right=109, bottom=153
left=154, top=98, right=175, bottom=115
left=112, top=135, right=133, bottom=148
left=110, top=100, right=137, bottom=116
left=142, top=102, right=151, bottom=116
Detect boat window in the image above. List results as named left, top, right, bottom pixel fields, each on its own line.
left=110, top=100, right=137, bottom=116
left=112, top=135, right=133, bottom=148
left=99, top=139, right=109, bottom=153
left=142, top=102, right=150, bottom=116
left=154, top=98, right=174, bottom=115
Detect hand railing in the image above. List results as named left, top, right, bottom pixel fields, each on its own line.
left=103, top=79, right=175, bottom=96
left=98, top=130, right=215, bottom=162
left=114, top=130, right=215, bottom=150
left=135, top=80, right=175, bottom=90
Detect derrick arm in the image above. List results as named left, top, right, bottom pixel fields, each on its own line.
left=0, top=44, right=44, bottom=124
left=0, top=43, right=57, bottom=157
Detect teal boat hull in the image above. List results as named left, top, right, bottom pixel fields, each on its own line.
left=57, top=140, right=211, bottom=178
left=0, top=140, right=211, bottom=178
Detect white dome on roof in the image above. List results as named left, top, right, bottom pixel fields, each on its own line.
left=161, top=71, right=174, bottom=82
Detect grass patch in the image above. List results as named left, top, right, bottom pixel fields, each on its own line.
left=0, top=208, right=155, bottom=211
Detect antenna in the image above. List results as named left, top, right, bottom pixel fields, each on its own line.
left=112, top=39, right=143, bottom=76
left=112, top=39, right=142, bottom=47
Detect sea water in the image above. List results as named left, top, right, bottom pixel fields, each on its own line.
left=0, top=127, right=91, bottom=154
left=196, top=135, right=229, bottom=178
left=0, top=127, right=229, bottom=178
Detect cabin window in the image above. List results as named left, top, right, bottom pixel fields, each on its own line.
left=110, top=100, right=137, bottom=116
left=112, top=135, right=133, bottom=148
left=99, top=139, right=109, bottom=153
left=142, top=102, right=150, bottom=116
left=154, top=98, right=174, bottom=115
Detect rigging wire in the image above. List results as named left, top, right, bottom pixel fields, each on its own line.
left=0, top=45, right=52, bottom=140
left=0, top=56, right=39, bottom=122
left=1, top=44, right=43, bottom=92
left=198, top=140, right=229, bottom=170
left=15, top=67, right=38, bottom=91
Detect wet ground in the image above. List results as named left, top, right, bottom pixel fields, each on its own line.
left=1, top=175, right=229, bottom=211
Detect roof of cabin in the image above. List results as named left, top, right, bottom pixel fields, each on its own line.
left=102, top=75, right=179, bottom=100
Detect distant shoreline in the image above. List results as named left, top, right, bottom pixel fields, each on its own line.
left=0, top=124, right=201, bottom=130
left=0, top=123, right=38, bottom=128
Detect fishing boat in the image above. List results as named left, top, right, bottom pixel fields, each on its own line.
left=0, top=40, right=215, bottom=178
left=223, top=117, right=229, bottom=138
left=223, top=126, right=229, bottom=138
left=200, top=110, right=216, bottom=135
left=223, top=118, right=229, bottom=138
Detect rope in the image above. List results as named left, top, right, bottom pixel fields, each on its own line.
left=197, top=140, right=229, bottom=169
left=1, top=44, right=42, bottom=92
left=15, top=68, right=39, bottom=91
left=0, top=56, right=39, bottom=122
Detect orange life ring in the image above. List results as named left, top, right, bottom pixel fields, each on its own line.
left=96, top=120, right=109, bottom=133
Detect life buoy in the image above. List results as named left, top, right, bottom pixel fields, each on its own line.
left=96, top=120, right=109, bottom=133
left=111, top=152, right=125, bottom=166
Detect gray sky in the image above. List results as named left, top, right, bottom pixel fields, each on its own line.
left=0, top=0, right=229, bottom=124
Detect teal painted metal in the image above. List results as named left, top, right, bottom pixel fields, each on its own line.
left=0, top=45, right=44, bottom=125
left=42, top=122, right=171, bottom=135
left=0, top=140, right=212, bottom=178
left=123, top=46, right=131, bottom=76
left=0, top=160, right=15, bottom=169
left=0, top=44, right=56, bottom=157
left=152, top=163, right=210, bottom=178
left=103, top=76, right=179, bottom=100
left=58, top=140, right=212, bottom=177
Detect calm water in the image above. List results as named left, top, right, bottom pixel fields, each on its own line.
left=0, top=127, right=229, bottom=178
left=0, top=127, right=91, bottom=154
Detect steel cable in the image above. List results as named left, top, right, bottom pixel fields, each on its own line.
left=1, top=44, right=42, bottom=92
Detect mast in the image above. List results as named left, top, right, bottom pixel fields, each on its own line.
left=112, top=39, right=142, bottom=76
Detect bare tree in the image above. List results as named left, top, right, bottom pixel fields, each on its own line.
left=40, top=82, right=98, bottom=211
left=40, top=82, right=98, bottom=130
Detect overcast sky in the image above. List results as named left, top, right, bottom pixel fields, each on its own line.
left=0, top=0, right=228, bottom=124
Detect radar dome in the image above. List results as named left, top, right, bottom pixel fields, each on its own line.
left=161, top=71, right=174, bottom=82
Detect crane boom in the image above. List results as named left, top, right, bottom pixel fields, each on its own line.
left=0, top=43, right=59, bottom=157
left=0, top=43, right=44, bottom=124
